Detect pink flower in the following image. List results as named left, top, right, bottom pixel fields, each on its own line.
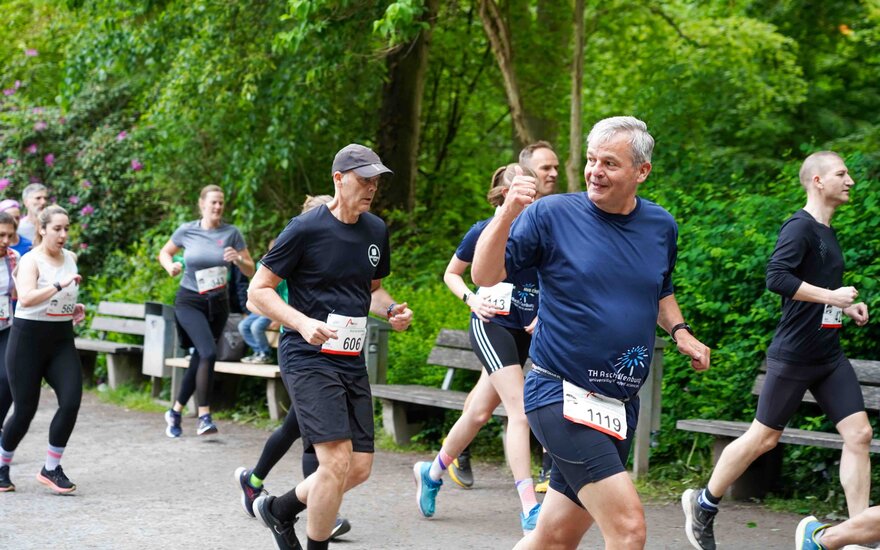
left=80, top=204, right=95, bottom=216
left=44, top=153, right=55, bottom=166
left=0, top=178, right=9, bottom=191
left=130, top=159, right=143, bottom=171
left=34, top=121, right=48, bottom=131
left=32, top=107, right=43, bottom=114
left=81, top=222, right=89, bottom=229
left=25, top=144, right=37, bottom=154
left=116, top=131, right=127, bottom=141
left=5, top=158, right=16, bottom=165
left=2, top=89, right=14, bottom=96
left=13, top=80, right=21, bottom=90
left=81, top=180, right=92, bottom=189
left=69, top=195, right=80, bottom=205
left=79, top=243, right=88, bottom=250
left=25, top=49, right=38, bottom=57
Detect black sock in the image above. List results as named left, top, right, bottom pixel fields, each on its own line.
left=698, top=487, right=721, bottom=511
left=541, top=451, right=552, bottom=472
left=271, top=487, right=307, bottom=520
left=307, top=537, right=330, bottom=550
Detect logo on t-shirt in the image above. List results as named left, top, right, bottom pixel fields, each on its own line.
left=613, top=345, right=649, bottom=376
left=368, top=244, right=380, bottom=267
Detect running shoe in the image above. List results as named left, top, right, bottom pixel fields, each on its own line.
left=448, top=454, right=474, bottom=489
left=534, top=468, right=549, bottom=494
left=796, top=516, right=829, bottom=550
left=682, top=488, right=717, bottom=550
left=0, top=464, right=14, bottom=492
left=330, top=517, right=352, bottom=540
left=241, top=354, right=258, bottom=364
left=37, top=465, right=76, bottom=494
left=251, top=353, right=273, bottom=365
left=235, top=466, right=266, bottom=518
left=197, top=413, right=218, bottom=436
left=413, top=461, right=442, bottom=518
left=521, top=502, right=541, bottom=534
left=254, top=495, right=302, bottom=550
left=164, top=409, right=182, bottom=438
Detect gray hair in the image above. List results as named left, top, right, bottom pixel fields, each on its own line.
left=586, top=116, right=654, bottom=166
left=22, top=182, right=48, bottom=204
left=799, top=151, right=843, bottom=190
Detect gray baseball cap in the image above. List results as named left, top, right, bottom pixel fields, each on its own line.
left=331, top=144, right=393, bottom=178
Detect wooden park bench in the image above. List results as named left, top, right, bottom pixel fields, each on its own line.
left=371, top=328, right=666, bottom=477
left=74, top=301, right=146, bottom=389
left=676, top=358, right=880, bottom=498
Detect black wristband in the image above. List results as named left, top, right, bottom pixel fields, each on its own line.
left=53, top=282, right=62, bottom=292
left=670, top=322, right=693, bottom=343
left=462, top=291, right=471, bottom=304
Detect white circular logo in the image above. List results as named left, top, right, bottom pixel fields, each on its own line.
left=368, top=244, right=380, bottom=267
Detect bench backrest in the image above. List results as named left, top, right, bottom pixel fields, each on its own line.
left=91, top=301, right=147, bottom=338
left=429, top=328, right=534, bottom=390
left=753, top=359, right=880, bottom=411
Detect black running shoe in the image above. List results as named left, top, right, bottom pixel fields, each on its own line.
left=254, top=495, right=302, bottom=550
left=0, top=464, right=14, bottom=492
left=448, top=454, right=474, bottom=489
left=235, top=466, right=266, bottom=518
left=330, top=517, right=351, bottom=540
left=37, top=465, right=76, bottom=494
left=682, top=488, right=716, bottom=550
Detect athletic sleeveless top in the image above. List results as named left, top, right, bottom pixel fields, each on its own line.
left=15, top=248, right=79, bottom=322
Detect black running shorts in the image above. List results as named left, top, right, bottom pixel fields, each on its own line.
left=284, top=368, right=375, bottom=453
left=756, top=354, right=864, bottom=430
left=468, top=318, right=531, bottom=375
left=526, top=394, right=638, bottom=507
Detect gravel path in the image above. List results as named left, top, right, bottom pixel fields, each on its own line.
left=1, top=389, right=807, bottom=549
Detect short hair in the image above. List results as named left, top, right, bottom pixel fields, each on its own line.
left=34, top=205, right=68, bottom=246
left=799, top=151, right=843, bottom=190
left=302, top=194, right=332, bottom=213
left=518, top=141, right=555, bottom=166
left=486, top=163, right=537, bottom=207
left=0, top=212, right=15, bottom=228
left=22, top=183, right=48, bottom=204
left=586, top=116, right=654, bottom=166
left=199, top=184, right=223, bottom=199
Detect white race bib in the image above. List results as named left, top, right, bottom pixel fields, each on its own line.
left=47, top=287, right=77, bottom=317
left=195, top=266, right=228, bottom=294
left=0, top=295, right=9, bottom=321
left=321, top=314, right=368, bottom=356
left=562, top=379, right=627, bottom=441
left=476, top=282, right=514, bottom=316
left=821, top=304, right=842, bottom=329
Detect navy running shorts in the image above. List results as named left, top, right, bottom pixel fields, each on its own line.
left=756, top=354, right=864, bottom=430
left=468, top=319, right=531, bottom=375
left=526, top=396, right=639, bottom=507
left=284, top=367, right=375, bottom=453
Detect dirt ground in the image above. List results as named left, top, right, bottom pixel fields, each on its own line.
left=1, top=389, right=811, bottom=549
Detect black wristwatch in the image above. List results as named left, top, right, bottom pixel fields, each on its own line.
left=670, top=322, right=693, bottom=343
left=53, top=282, right=63, bottom=292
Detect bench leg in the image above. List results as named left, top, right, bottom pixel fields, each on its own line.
left=379, top=399, right=423, bottom=446
left=107, top=353, right=145, bottom=390
left=266, top=378, right=290, bottom=421
left=713, top=437, right=783, bottom=500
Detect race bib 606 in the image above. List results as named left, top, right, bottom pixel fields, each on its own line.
left=321, top=314, right=368, bottom=356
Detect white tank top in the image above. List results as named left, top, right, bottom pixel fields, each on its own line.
left=15, top=248, right=79, bottom=322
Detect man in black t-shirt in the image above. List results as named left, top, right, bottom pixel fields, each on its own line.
left=247, top=144, right=413, bottom=550
left=683, top=151, right=871, bottom=550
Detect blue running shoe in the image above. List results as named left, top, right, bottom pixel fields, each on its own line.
left=413, top=461, right=441, bottom=518
left=796, top=516, right=829, bottom=550
left=521, top=503, right=541, bottom=534
left=164, top=409, right=182, bottom=438
left=197, top=413, right=218, bottom=436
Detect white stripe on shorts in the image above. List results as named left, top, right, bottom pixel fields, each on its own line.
left=471, top=317, right=504, bottom=373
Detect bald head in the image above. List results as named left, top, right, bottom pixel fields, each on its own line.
left=799, top=151, right=843, bottom=191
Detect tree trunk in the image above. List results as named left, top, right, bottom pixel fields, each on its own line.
left=376, top=0, right=439, bottom=214
left=566, top=0, right=585, bottom=192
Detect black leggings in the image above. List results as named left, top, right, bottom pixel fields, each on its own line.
left=1, top=319, right=82, bottom=451
left=0, top=329, right=11, bottom=426
left=253, top=407, right=319, bottom=480
left=174, top=288, right=228, bottom=408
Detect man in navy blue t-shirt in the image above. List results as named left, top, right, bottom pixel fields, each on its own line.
left=247, top=144, right=413, bottom=550
left=473, top=116, right=711, bottom=549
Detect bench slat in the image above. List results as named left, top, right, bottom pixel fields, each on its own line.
left=74, top=338, right=142, bottom=354
left=434, top=329, right=471, bottom=350
left=752, top=374, right=880, bottom=411
left=371, top=384, right=507, bottom=416
left=760, top=359, right=880, bottom=386
left=164, top=357, right=280, bottom=378
left=676, top=419, right=880, bottom=453
left=427, top=346, right=483, bottom=372
left=91, top=317, right=147, bottom=336
left=97, top=301, right=145, bottom=319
